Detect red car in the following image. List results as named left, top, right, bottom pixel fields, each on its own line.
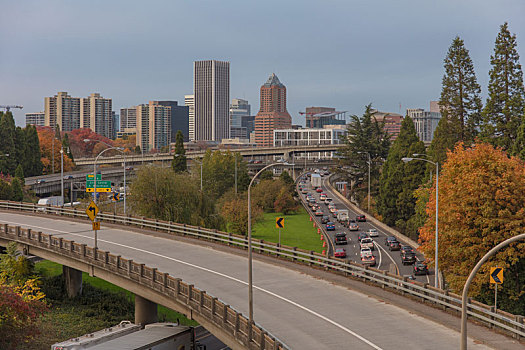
left=334, top=248, right=346, bottom=258
left=316, top=187, right=323, bottom=193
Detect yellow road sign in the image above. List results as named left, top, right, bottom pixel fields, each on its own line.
left=275, top=217, right=284, bottom=229
left=86, top=187, right=112, bottom=193
left=490, top=267, right=503, bottom=284
left=86, top=201, right=99, bottom=222
left=92, top=221, right=100, bottom=230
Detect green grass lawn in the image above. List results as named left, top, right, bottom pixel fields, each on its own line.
left=252, top=207, right=323, bottom=253
left=35, top=260, right=198, bottom=326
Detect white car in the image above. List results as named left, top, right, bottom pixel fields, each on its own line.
left=324, top=198, right=333, bottom=205
left=349, top=223, right=359, bottom=231
left=360, top=247, right=373, bottom=258
left=367, top=228, right=379, bottom=237
left=360, top=237, right=375, bottom=250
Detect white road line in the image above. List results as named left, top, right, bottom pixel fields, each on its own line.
left=2, top=218, right=384, bottom=350
left=374, top=242, right=382, bottom=269
left=374, top=241, right=398, bottom=275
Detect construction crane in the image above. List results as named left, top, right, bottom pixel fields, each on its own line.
left=0, top=105, right=23, bottom=112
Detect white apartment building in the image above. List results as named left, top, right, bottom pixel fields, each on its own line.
left=136, top=101, right=171, bottom=152
left=273, top=125, right=346, bottom=159
left=407, top=106, right=441, bottom=144
left=80, top=93, right=113, bottom=139
left=25, top=112, right=45, bottom=126
left=45, top=92, right=81, bottom=131
left=194, top=60, right=230, bottom=141
left=185, top=94, right=195, bottom=141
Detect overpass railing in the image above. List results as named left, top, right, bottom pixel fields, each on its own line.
left=0, top=200, right=524, bottom=341
left=0, top=222, right=287, bottom=350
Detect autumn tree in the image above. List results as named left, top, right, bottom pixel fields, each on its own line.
left=480, top=23, right=525, bottom=154
left=428, top=36, right=483, bottom=166
left=218, top=190, right=263, bottom=235
left=37, top=127, right=74, bottom=174
left=274, top=187, right=298, bottom=214
left=251, top=179, right=287, bottom=212
left=67, top=128, right=114, bottom=157
left=419, top=142, right=525, bottom=298
left=172, top=130, right=187, bottom=173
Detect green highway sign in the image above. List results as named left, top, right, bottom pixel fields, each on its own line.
left=86, top=174, right=102, bottom=180
left=86, top=180, right=111, bottom=188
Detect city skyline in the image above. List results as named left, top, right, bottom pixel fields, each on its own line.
left=2, top=1, right=524, bottom=127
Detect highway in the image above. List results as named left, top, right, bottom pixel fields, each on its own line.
left=0, top=211, right=499, bottom=349
left=301, top=173, right=433, bottom=287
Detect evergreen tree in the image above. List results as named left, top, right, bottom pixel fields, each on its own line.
left=14, top=127, right=26, bottom=172
left=172, top=130, right=187, bottom=173
left=338, top=104, right=390, bottom=202
left=10, top=178, right=23, bottom=202
left=514, top=114, right=525, bottom=159
left=428, top=36, right=482, bottom=166
left=481, top=22, right=525, bottom=153
left=377, top=116, right=426, bottom=229
left=0, top=178, right=12, bottom=200
left=14, top=164, right=24, bottom=182
left=0, top=112, right=17, bottom=175
left=23, top=125, right=43, bottom=177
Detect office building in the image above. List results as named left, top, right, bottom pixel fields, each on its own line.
left=155, top=101, right=189, bottom=142
left=133, top=101, right=171, bottom=152
left=25, top=112, right=45, bottom=126
left=407, top=101, right=441, bottom=144
left=230, top=98, right=251, bottom=139
left=254, top=73, right=292, bottom=147
left=304, top=107, right=346, bottom=128
left=185, top=94, right=195, bottom=141
left=111, top=112, right=119, bottom=139
left=44, top=91, right=81, bottom=131
left=371, top=109, right=404, bottom=141
left=80, top=93, right=113, bottom=139
left=194, top=60, right=230, bottom=141
left=273, top=125, right=346, bottom=159
left=120, top=107, right=137, bottom=130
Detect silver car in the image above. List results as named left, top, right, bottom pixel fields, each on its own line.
left=367, top=228, right=379, bottom=237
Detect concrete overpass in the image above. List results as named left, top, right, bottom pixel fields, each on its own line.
left=0, top=205, right=521, bottom=349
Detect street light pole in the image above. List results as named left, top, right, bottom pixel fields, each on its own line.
left=235, top=154, right=237, bottom=195
left=60, top=146, right=64, bottom=206
left=402, top=156, right=439, bottom=288
left=193, top=159, right=203, bottom=191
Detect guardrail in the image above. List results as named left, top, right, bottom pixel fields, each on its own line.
left=0, top=222, right=287, bottom=350
left=0, top=200, right=524, bottom=341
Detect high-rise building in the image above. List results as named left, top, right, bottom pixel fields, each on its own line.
left=44, top=92, right=81, bottom=131
left=111, top=112, right=119, bottom=140
left=230, top=98, right=251, bottom=138
left=304, top=107, right=346, bottom=128
left=185, top=95, right=195, bottom=141
left=136, top=101, right=171, bottom=152
left=193, top=60, right=230, bottom=141
left=120, top=107, right=137, bottom=130
left=407, top=101, right=441, bottom=144
left=80, top=93, right=113, bottom=139
left=371, top=109, right=404, bottom=141
left=154, top=101, right=189, bottom=142
left=254, top=73, right=292, bottom=147
left=25, top=112, right=45, bottom=126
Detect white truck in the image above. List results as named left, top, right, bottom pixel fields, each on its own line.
left=37, top=196, right=63, bottom=211
left=337, top=209, right=349, bottom=223
left=311, top=173, right=322, bottom=189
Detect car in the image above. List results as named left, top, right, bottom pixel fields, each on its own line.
left=348, top=223, right=359, bottom=231
left=360, top=247, right=372, bottom=258
left=414, top=261, right=429, bottom=275
left=328, top=202, right=336, bottom=209
left=334, top=232, right=348, bottom=245
left=321, top=215, right=330, bottom=224
left=329, top=207, right=337, bottom=213
left=366, top=228, right=379, bottom=237
left=400, top=245, right=414, bottom=256
left=319, top=194, right=327, bottom=201
left=301, top=188, right=308, bottom=194
left=316, top=187, right=323, bottom=193
left=326, top=222, right=336, bottom=231
left=334, top=248, right=346, bottom=258
left=63, top=175, right=74, bottom=180
left=356, top=215, right=366, bottom=222
left=36, top=179, right=46, bottom=184
left=125, top=166, right=134, bottom=171
left=385, top=236, right=398, bottom=245
left=360, top=237, right=374, bottom=250
left=332, top=209, right=338, bottom=218
left=253, top=160, right=262, bottom=164
left=401, top=252, right=417, bottom=265
left=389, top=241, right=401, bottom=251
left=324, top=198, right=333, bottom=205
left=361, top=254, right=376, bottom=266
left=358, top=232, right=369, bottom=242
left=315, top=209, right=324, bottom=216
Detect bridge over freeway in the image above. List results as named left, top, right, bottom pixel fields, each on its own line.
left=0, top=203, right=523, bottom=349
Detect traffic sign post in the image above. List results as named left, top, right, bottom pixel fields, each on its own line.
left=92, top=222, right=100, bottom=230
left=86, top=174, right=102, bottom=180
left=86, top=201, right=100, bottom=249
left=86, top=180, right=112, bottom=193
left=275, top=217, right=284, bottom=246
left=490, top=267, right=504, bottom=312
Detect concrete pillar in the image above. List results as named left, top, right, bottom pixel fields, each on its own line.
left=135, top=295, right=158, bottom=326
left=63, top=265, right=83, bottom=298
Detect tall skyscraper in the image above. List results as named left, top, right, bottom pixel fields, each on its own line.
left=185, top=95, right=195, bottom=141
left=230, top=98, right=251, bottom=139
left=155, top=101, right=189, bottom=142
left=25, top=112, right=45, bottom=126
left=120, top=107, right=137, bottom=130
left=136, top=101, right=171, bottom=152
left=254, top=73, right=292, bottom=147
left=194, top=60, right=230, bottom=141
left=80, top=93, right=113, bottom=139
left=44, top=92, right=81, bottom=131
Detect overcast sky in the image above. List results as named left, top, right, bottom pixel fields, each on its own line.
left=1, top=0, right=524, bottom=127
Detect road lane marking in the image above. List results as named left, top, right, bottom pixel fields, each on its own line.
left=2, top=218, right=384, bottom=350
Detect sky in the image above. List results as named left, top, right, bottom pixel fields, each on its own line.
left=1, top=0, right=524, bottom=127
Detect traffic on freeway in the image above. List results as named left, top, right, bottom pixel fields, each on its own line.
left=298, top=170, right=434, bottom=287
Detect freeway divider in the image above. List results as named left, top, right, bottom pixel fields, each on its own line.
left=0, top=200, right=524, bottom=341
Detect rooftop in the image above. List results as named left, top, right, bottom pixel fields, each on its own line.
left=264, top=73, right=284, bottom=87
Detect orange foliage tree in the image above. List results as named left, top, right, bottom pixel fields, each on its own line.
left=68, top=128, right=114, bottom=158
left=418, top=142, right=525, bottom=294
left=36, top=127, right=74, bottom=174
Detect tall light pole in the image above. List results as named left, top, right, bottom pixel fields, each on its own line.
left=402, top=155, right=439, bottom=288
left=247, top=162, right=293, bottom=325
left=192, top=158, right=203, bottom=191
left=234, top=154, right=238, bottom=195
left=357, top=151, right=371, bottom=212
left=60, top=146, right=64, bottom=205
